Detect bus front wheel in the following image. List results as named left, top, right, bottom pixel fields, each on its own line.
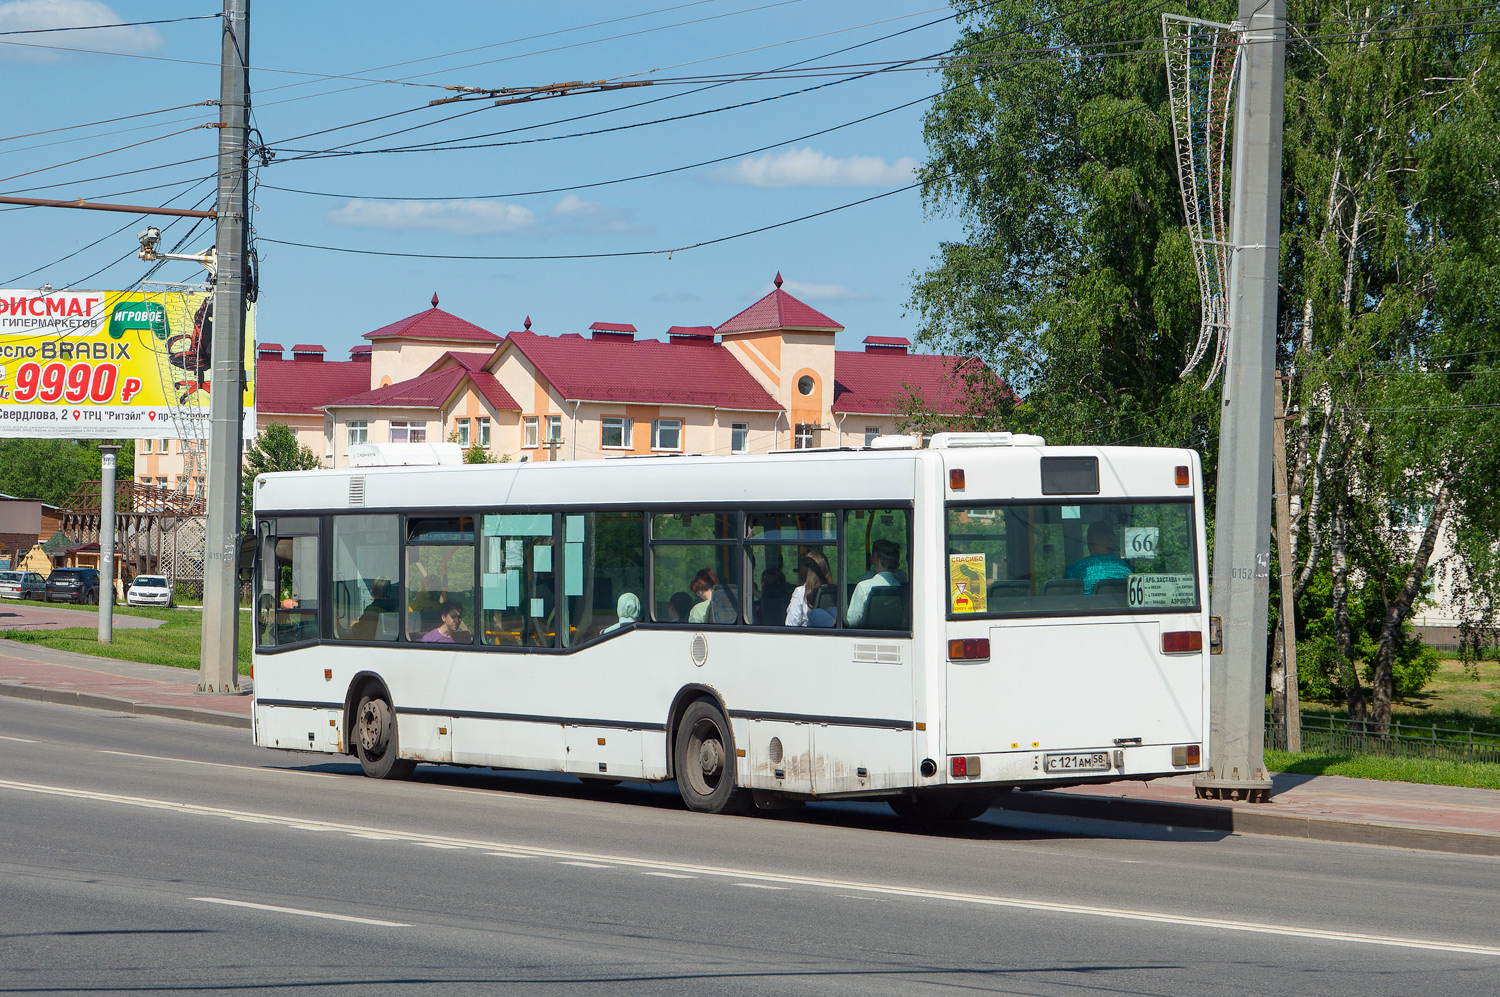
left=674, top=700, right=745, bottom=814
left=354, top=692, right=416, bottom=780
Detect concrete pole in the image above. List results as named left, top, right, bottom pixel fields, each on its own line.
left=198, top=0, right=249, bottom=694
left=1192, top=0, right=1286, bottom=803
left=98, top=446, right=119, bottom=643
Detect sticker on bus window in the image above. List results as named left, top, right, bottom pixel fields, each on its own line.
left=1123, top=526, right=1160, bottom=560
left=949, top=553, right=987, bottom=613
left=1126, top=573, right=1196, bottom=608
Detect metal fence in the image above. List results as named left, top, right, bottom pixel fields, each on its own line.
left=1266, top=712, right=1500, bottom=765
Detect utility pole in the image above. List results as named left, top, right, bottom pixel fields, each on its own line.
left=97, top=445, right=119, bottom=643
left=1192, top=0, right=1286, bottom=803
left=198, top=0, right=249, bottom=694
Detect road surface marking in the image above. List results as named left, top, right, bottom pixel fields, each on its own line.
left=484, top=851, right=536, bottom=859
left=559, top=860, right=614, bottom=868
left=734, top=883, right=787, bottom=890
left=0, top=734, right=36, bottom=743
left=98, top=749, right=342, bottom=779
left=192, top=897, right=408, bottom=927
left=642, top=872, right=696, bottom=879
left=5, top=778, right=1497, bottom=958
left=414, top=842, right=465, bottom=849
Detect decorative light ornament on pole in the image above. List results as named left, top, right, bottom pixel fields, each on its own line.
left=199, top=0, right=250, bottom=694
left=1165, top=1, right=1287, bottom=802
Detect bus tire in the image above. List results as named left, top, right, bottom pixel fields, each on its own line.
left=946, top=791, right=996, bottom=821
left=354, top=692, right=416, bottom=780
left=673, top=700, right=745, bottom=814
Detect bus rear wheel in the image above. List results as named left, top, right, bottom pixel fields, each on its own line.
left=354, top=692, right=416, bottom=780
left=674, top=700, right=745, bottom=814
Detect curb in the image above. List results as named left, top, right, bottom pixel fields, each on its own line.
left=0, top=681, right=252, bottom=730
left=997, top=790, right=1500, bottom=857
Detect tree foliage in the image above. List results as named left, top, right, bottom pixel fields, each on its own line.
left=912, top=1, right=1500, bottom=727
left=0, top=439, right=136, bottom=508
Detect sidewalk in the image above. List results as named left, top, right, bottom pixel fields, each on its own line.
left=2, top=642, right=1498, bottom=856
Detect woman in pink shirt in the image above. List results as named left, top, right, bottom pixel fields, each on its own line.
left=422, top=601, right=466, bottom=643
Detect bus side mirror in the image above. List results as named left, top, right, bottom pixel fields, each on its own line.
left=238, top=532, right=258, bottom=583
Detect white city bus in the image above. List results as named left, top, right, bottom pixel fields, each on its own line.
left=249, top=433, right=1210, bottom=819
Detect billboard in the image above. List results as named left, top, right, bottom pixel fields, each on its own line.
left=0, top=288, right=255, bottom=438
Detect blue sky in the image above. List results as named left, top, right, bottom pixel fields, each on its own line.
left=0, top=1, right=966, bottom=358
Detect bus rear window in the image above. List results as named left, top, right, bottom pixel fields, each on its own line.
left=946, top=501, right=1199, bottom=616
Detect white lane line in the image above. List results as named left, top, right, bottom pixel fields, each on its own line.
left=642, top=872, right=696, bottom=879
left=192, top=897, right=408, bottom=927
left=0, top=734, right=37, bottom=743
left=484, top=851, right=536, bottom=859
left=734, top=883, right=787, bottom=890
left=414, top=842, right=465, bottom=850
left=5, top=778, right=1498, bottom=958
left=559, top=860, right=614, bottom=869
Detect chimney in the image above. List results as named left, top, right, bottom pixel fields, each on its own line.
left=589, top=321, right=637, bottom=342
left=290, top=343, right=326, bottom=362
left=862, top=336, right=910, bottom=355
left=256, top=342, right=284, bottom=360
left=667, top=325, right=715, bottom=346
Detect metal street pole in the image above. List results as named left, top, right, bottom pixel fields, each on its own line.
left=98, top=445, right=119, bottom=643
left=1193, top=0, right=1286, bottom=803
left=198, top=0, right=249, bottom=694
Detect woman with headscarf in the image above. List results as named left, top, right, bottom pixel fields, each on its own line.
left=603, top=592, right=641, bottom=634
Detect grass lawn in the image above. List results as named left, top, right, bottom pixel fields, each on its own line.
left=1269, top=657, right=1500, bottom=789
left=0, top=603, right=251, bottom=675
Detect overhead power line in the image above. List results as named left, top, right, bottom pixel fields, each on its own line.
left=0, top=13, right=220, bottom=36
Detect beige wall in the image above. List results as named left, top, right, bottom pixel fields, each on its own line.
left=0, top=501, right=41, bottom=535
left=370, top=339, right=487, bottom=388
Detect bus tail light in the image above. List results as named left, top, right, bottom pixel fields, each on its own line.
left=948, top=638, right=989, bottom=660
left=1175, top=465, right=1190, bottom=486
left=949, top=468, right=965, bottom=489
left=1171, top=744, right=1202, bottom=766
left=1162, top=631, right=1203, bottom=654
left=951, top=755, right=980, bottom=778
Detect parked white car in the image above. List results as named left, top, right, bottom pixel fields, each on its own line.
left=126, top=575, right=174, bottom=607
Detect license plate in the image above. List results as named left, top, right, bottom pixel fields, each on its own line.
left=1043, top=752, right=1110, bottom=772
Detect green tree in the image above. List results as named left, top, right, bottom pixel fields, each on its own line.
left=912, top=1, right=1500, bottom=729
left=242, top=423, right=321, bottom=525
left=0, top=439, right=136, bottom=507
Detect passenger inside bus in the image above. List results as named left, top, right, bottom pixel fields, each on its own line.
left=786, top=551, right=838, bottom=628
left=668, top=591, right=693, bottom=621
left=351, top=577, right=399, bottom=641
left=687, top=569, right=716, bottom=623
left=421, top=600, right=470, bottom=644
left=602, top=592, right=641, bottom=634
left=758, top=567, right=795, bottom=626
left=1064, top=520, right=1132, bottom=594
left=847, top=540, right=903, bottom=627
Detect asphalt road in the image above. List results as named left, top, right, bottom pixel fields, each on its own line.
left=3, top=697, right=1498, bottom=996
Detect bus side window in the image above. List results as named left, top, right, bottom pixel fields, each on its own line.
left=480, top=514, right=555, bottom=648
left=331, top=515, right=400, bottom=642
left=845, top=508, right=911, bottom=631
left=258, top=517, right=320, bottom=646
left=405, top=517, right=476, bottom=645
left=560, top=511, right=645, bottom=647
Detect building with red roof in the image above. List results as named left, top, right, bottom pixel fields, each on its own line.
left=137, top=281, right=1002, bottom=482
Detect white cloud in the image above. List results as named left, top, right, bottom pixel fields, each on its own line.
left=549, top=194, right=652, bottom=236
left=326, top=200, right=538, bottom=237
left=713, top=147, right=919, bottom=188
left=753, top=280, right=872, bottom=303
left=0, top=1, right=162, bottom=62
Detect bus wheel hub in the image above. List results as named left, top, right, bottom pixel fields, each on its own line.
left=358, top=701, right=388, bottom=751
left=698, top=740, right=724, bottom=777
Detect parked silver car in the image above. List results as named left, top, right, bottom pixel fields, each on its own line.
left=126, top=574, right=174, bottom=607
left=0, top=570, right=46, bottom=600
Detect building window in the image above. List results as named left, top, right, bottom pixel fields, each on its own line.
left=601, top=416, right=633, bottom=449
left=794, top=423, right=819, bottom=449
left=545, top=414, right=562, bottom=444
left=731, top=423, right=748, bottom=454
left=652, top=419, right=682, bottom=451
left=864, top=426, right=881, bottom=447
left=456, top=418, right=470, bottom=448
left=348, top=421, right=368, bottom=448
left=390, top=421, right=409, bottom=444
left=523, top=416, right=538, bottom=448
left=797, top=375, right=815, bottom=396
left=157, top=477, right=168, bottom=488
left=477, top=416, right=490, bottom=447
left=409, top=422, right=427, bottom=444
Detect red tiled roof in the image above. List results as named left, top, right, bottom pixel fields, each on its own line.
left=667, top=325, right=715, bottom=338
left=256, top=357, right=372, bottom=416
left=716, top=284, right=843, bottom=335
left=257, top=342, right=284, bottom=352
left=832, top=350, right=1001, bottom=417
left=326, top=356, right=519, bottom=413
left=589, top=321, right=637, bottom=333
left=501, top=329, right=780, bottom=411
left=362, top=306, right=502, bottom=344
left=863, top=336, right=910, bottom=347
left=290, top=343, right=325, bottom=354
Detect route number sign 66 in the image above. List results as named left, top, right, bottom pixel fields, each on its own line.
left=1123, top=526, right=1160, bottom=559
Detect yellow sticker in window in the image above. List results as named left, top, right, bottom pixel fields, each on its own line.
left=949, top=553, right=987, bottom=613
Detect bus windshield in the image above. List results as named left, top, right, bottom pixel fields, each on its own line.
left=947, top=500, right=1199, bottom=616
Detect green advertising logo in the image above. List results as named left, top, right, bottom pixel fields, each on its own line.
left=108, top=301, right=167, bottom=340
